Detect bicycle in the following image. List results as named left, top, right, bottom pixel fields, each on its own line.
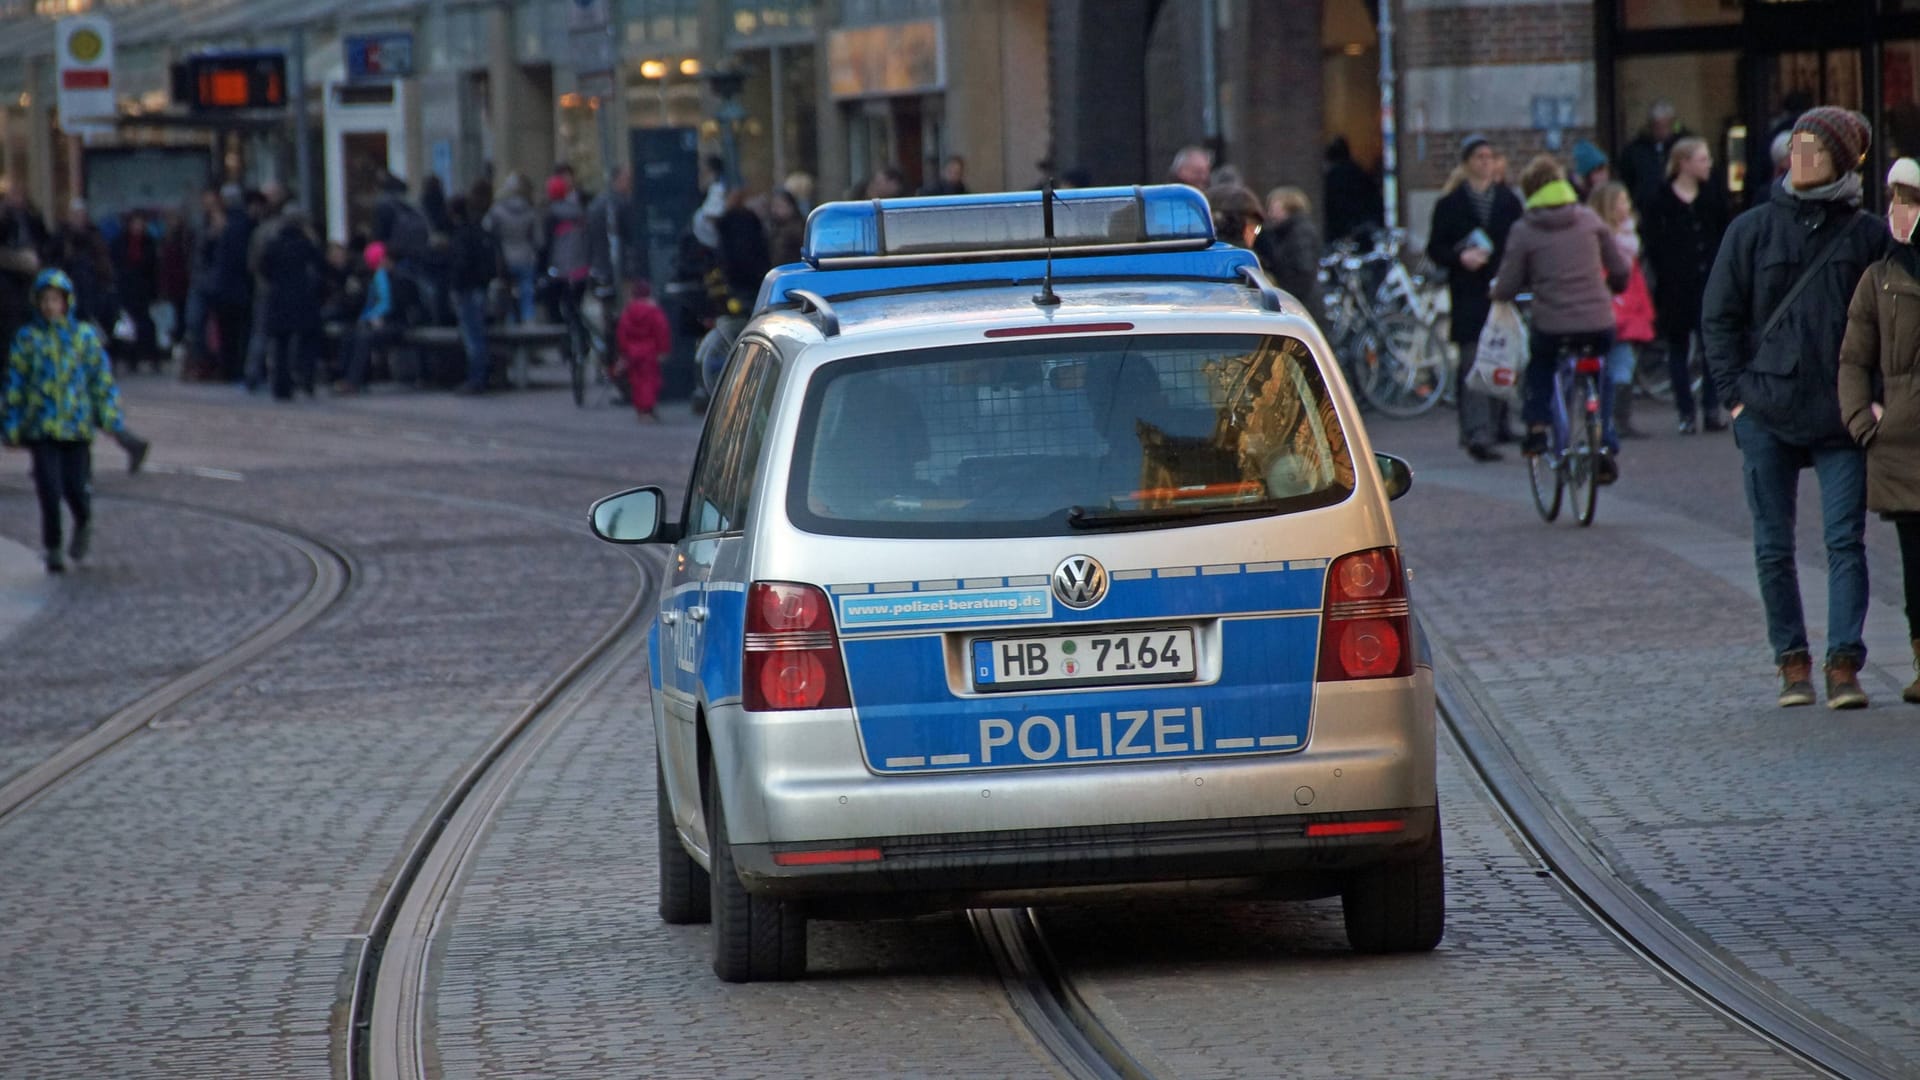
left=1526, top=334, right=1612, bottom=527
left=1318, top=239, right=1451, bottom=418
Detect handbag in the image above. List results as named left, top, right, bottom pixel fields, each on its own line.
left=1467, top=300, right=1528, bottom=406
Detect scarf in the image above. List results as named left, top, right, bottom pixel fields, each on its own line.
left=1523, top=179, right=1579, bottom=211
left=1465, top=183, right=1496, bottom=227
left=1893, top=238, right=1920, bottom=283
left=1786, top=172, right=1863, bottom=207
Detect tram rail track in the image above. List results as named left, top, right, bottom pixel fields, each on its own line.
left=345, top=528, right=659, bottom=1080
left=0, top=492, right=354, bottom=826
left=1434, top=643, right=1903, bottom=1080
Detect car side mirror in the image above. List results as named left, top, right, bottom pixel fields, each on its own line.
left=589, top=486, right=678, bottom=544
left=1375, top=453, right=1413, bottom=501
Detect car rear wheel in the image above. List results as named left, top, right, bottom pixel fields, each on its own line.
left=1341, top=821, right=1445, bottom=954
left=708, top=758, right=807, bottom=982
left=656, top=759, right=710, bottom=925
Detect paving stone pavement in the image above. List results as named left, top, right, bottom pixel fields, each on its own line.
left=1379, top=407, right=1920, bottom=1071
left=431, top=648, right=1056, bottom=1079
left=0, top=381, right=656, bottom=1079
left=0, top=376, right=1898, bottom=1079
left=0, top=491, right=312, bottom=786
left=1040, top=738, right=1811, bottom=1079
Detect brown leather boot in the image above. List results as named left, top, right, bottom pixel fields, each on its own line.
left=1778, top=651, right=1815, bottom=707
left=1905, top=640, right=1920, bottom=705
left=1825, top=655, right=1869, bottom=710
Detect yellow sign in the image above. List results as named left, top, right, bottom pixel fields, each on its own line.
left=68, top=28, right=103, bottom=63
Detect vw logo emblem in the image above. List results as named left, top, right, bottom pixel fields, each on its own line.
left=1052, top=555, right=1108, bottom=610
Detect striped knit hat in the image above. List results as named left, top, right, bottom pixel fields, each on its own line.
left=1792, top=107, right=1871, bottom=171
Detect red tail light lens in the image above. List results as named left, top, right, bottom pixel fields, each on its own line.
left=744, top=582, right=850, bottom=711
left=1318, top=547, right=1413, bottom=682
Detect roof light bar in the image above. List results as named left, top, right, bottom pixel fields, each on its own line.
left=801, top=185, right=1215, bottom=268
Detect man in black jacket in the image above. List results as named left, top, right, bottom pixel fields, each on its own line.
left=1427, top=134, right=1524, bottom=462
left=1702, top=106, right=1889, bottom=711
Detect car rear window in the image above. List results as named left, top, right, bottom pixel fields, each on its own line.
left=787, top=333, right=1356, bottom=538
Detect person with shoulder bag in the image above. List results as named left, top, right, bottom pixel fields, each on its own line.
left=1836, top=157, right=1920, bottom=705
left=1702, top=107, right=1891, bottom=710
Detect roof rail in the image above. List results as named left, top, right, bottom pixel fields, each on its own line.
left=788, top=289, right=840, bottom=337
left=1236, top=265, right=1285, bottom=313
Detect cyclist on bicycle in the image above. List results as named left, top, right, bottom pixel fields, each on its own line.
left=1492, top=156, right=1630, bottom=480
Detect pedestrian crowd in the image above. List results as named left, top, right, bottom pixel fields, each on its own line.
left=1408, top=99, right=1920, bottom=708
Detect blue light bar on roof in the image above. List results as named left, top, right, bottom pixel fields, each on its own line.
left=801, top=185, right=1215, bottom=268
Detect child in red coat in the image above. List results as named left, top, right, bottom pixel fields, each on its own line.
left=616, top=281, right=671, bottom=421
left=1591, top=181, right=1656, bottom=444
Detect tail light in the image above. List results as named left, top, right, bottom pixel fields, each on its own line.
left=1317, top=547, right=1413, bottom=682
left=744, top=582, right=851, bottom=711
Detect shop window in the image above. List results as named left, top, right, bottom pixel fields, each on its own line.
left=1886, top=41, right=1920, bottom=160
left=1621, top=0, right=1740, bottom=29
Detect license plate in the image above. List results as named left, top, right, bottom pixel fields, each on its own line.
left=971, top=628, right=1196, bottom=691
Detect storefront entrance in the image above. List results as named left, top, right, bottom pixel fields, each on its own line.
left=1602, top=0, right=1920, bottom=211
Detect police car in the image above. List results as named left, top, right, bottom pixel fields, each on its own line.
left=590, top=185, right=1440, bottom=982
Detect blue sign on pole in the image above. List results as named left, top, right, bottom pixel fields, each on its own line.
left=345, top=32, right=414, bottom=82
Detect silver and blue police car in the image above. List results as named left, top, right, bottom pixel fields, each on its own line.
left=590, top=185, right=1440, bottom=982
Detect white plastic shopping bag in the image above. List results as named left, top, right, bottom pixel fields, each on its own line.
left=1468, top=300, right=1527, bottom=407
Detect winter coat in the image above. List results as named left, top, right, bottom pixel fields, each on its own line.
left=769, top=218, right=804, bottom=268
left=50, top=224, right=114, bottom=326
left=450, top=220, right=496, bottom=293
left=1836, top=254, right=1920, bottom=513
left=716, top=206, right=771, bottom=300
left=1254, top=216, right=1324, bottom=326
left=617, top=297, right=672, bottom=365
left=585, top=190, right=638, bottom=285
left=112, top=225, right=159, bottom=308
left=260, top=225, right=324, bottom=335
left=546, top=194, right=588, bottom=280
left=211, top=213, right=255, bottom=308
left=1702, top=181, right=1889, bottom=448
left=157, top=228, right=191, bottom=304
left=0, top=208, right=41, bottom=346
left=1641, top=182, right=1729, bottom=341
left=483, top=195, right=544, bottom=274
left=4, top=269, right=121, bottom=444
left=1425, top=181, right=1525, bottom=345
left=1490, top=184, right=1629, bottom=335
left=1618, top=129, right=1678, bottom=215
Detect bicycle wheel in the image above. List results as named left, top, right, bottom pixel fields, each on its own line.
left=1566, top=376, right=1599, bottom=526
left=1527, top=450, right=1563, bottom=523
left=1361, top=312, right=1449, bottom=418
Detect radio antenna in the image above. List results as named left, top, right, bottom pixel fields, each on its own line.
left=1033, top=177, right=1061, bottom=308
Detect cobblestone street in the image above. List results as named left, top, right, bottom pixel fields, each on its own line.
left=1, top=375, right=1911, bottom=1078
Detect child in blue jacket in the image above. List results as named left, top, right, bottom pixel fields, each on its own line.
left=3, top=269, right=124, bottom=571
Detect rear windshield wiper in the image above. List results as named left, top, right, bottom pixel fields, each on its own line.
left=1065, top=501, right=1281, bottom=529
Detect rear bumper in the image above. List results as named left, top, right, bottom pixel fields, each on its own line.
left=733, top=805, right=1437, bottom=903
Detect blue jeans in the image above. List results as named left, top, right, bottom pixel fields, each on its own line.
left=456, top=287, right=489, bottom=390
left=511, top=266, right=537, bottom=324
left=1524, top=329, right=1614, bottom=449
left=1735, top=412, right=1868, bottom=665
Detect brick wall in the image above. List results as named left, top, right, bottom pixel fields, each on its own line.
left=1399, top=4, right=1591, bottom=70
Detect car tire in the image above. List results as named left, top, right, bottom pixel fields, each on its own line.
left=657, top=759, right=710, bottom=925
left=708, top=759, right=807, bottom=982
left=1341, top=820, right=1445, bottom=954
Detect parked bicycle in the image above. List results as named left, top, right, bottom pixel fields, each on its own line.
left=1317, top=233, right=1451, bottom=418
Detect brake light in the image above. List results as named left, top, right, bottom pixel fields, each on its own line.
left=744, top=581, right=851, bottom=711
left=1317, top=547, right=1413, bottom=682
left=1305, top=819, right=1405, bottom=838
left=772, top=847, right=883, bottom=866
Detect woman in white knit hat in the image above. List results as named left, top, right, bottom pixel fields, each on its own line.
left=1836, top=156, right=1920, bottom=704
